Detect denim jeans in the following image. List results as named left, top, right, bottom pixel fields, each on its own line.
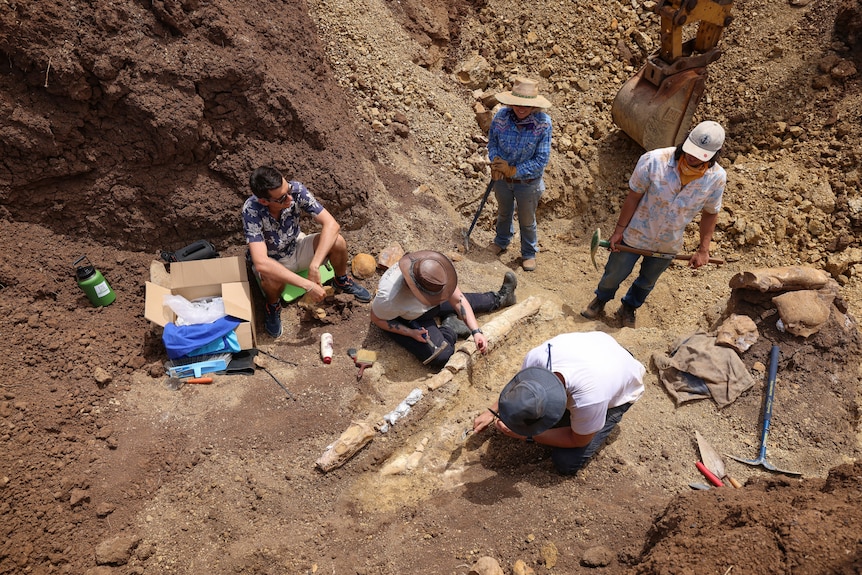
left=595, top=249, right=672, bottom=309
left=551, top=402, right=634, bottom=475
left=384, top=292, right=498, bottom=369
left=493, top=180, right=543, bottom=259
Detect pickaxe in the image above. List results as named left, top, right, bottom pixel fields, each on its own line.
left=589, top=228, right=726, bottom=270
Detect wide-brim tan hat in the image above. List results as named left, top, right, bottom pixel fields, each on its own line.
left=495, top=77, right=552, bottom=109
left=398, top=250, right=458, bottom=307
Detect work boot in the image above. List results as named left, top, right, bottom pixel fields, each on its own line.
left=495, top=271, right=518, bottom=309
left=264, top=301, right=283, bottom=338
left=618, top=302, right=637, bottom=328
left=441, top=314, right=470, bottom=339
left=580, top=297, right=606, bottom=319
left=334, top=275, right=372, bottom=303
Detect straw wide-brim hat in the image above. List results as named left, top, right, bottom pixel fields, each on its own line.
left=398, top=250, right=458, bottom=307
left=495, top=77, right=552, bottom=109
left=498, top=367, right=567, bottom=437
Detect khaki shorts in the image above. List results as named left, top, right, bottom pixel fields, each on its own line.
left=277, top=233, right=319, bottom=272
left=250, top=233, right=320, bottom=283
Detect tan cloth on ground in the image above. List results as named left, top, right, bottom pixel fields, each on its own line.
left=652, top=332, right=756, bottom=408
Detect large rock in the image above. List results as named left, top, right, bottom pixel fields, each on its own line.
left=94, top=533, right=141, bottom=566
left=456, top=54, right=491, bottom=90
left=773, top=290, right=832, bottom=337
left=468, top=556, right=504, bottom=575
left=729, top=266, right=832, bottom=291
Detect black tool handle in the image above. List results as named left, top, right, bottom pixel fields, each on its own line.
left=465, top=180, right=494, bottom=240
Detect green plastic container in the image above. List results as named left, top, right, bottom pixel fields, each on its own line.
left=73, top=256, right=116, bottom=307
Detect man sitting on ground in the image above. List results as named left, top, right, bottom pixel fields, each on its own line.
left=243, top=166, right=371, bottom=338
left=370, top=250, right=517, bottom=369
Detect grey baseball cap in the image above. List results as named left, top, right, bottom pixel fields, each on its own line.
left=497, top=367, right=567, bottom=437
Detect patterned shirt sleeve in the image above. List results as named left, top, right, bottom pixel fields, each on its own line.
left=242, top=196, right=265, bottom=244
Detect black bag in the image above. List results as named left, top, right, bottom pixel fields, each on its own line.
left=161, top=240, right=219, bottom=263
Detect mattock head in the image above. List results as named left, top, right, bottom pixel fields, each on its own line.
left=590, top=228, right=602, bottom=270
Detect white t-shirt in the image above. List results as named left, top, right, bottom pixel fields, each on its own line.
left=521, top=332, right=645, bottom=436
left=371, top=265, right=433, bottom=321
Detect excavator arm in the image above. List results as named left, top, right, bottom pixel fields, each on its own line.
left=612, top=0, right=734, bottom=150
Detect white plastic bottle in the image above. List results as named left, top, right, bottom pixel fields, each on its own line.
left=320, top=333, right=333, bottom=364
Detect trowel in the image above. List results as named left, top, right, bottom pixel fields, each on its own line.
left=696, top=430, right=742, bottom=488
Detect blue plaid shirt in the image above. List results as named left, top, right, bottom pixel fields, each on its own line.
left=487, top=108, right=552, bottom=180
left=242, top=181, right=324, bottom=260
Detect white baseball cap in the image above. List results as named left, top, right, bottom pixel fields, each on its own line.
left=682, top=121, right=725, bottom=161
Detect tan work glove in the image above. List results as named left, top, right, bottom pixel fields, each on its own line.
left=492, top=158, right=517, bottom=179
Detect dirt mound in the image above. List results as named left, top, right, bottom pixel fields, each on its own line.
left=0, top=0, right=377, bottom=250
left=634, top=462, right=862, bottom=575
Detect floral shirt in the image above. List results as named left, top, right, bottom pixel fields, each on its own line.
left=487, top=108, right=552, bottom=181
left=242, top=181, right=324, bottom=260
left=623, top=147, right=726, bottom=253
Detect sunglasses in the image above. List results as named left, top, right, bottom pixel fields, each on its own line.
left=268, top=183, right=293, bottom=205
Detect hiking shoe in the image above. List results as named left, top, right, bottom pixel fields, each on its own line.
left=580, top=297, right=606, bottom=319
left=496, top=271, right=518, bottom=309
left=488, top=242, right=506, bottom=256
left=618, top=302, right=637, bottom=328
left=334, top=275, right=371, bottom=303
left=441, top=314, right=470, bottom=339
left=522, top=258, right=536, bottom=272
left=264, top=301, right=283, bottom=338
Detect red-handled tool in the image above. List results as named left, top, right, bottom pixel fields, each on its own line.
left=164, top=376, right=214, bottom=390
left=696, top=461, right=725, bottom=487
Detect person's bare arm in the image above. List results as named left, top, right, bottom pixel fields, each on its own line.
left=370, top=309, right=427, bottom=342
left=308, top=208, right=341, bottom=284
left=690, top=210, right=718, bottom=268
left=495, top=418, right=595, bottom=448
left=609, top=189, right=644, bottom=248
left=447, top=287, right=488, bottom=353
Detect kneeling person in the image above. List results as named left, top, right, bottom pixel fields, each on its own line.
left=473, top=332, right=644, bottom=475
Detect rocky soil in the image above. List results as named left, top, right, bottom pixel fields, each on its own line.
left=1, top=0, right=861, bottom=574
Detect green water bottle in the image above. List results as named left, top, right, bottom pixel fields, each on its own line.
left=73, top=256, right=116, bottom=307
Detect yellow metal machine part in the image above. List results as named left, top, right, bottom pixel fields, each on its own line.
left=612, top=0, right=734, bottom=150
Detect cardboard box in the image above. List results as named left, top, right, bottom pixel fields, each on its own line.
left=145, top=256, right=256, bottom=350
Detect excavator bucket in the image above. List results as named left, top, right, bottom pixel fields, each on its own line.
left=612, top=64, right=707, bottom=151
left=611, top=0, right=734, bottom=150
